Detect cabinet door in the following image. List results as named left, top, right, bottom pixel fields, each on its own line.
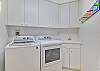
left=25, top=0, right=38, bottom=26
left=70, top=49, right=80, bottom=69
left=8, top=0, right=24, bottom=25
left=60, top=4, right=69, bottom=27
left=39, top=0, right=59, bottom=27
left=62, top=48, right=70, bottom=68
left=69, top=1, right=78, bottom=27
left=49, top=4, right=59, bottom=26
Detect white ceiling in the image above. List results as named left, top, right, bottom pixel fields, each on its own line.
left=47, top=0, right=77, bottom=4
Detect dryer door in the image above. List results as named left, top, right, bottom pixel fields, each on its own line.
left=42, top=45, right=62, bottom=67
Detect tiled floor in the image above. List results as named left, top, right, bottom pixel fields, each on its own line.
left=63, top=69, right=72, bottom=71
left=63, top=69, right=81, bottom=71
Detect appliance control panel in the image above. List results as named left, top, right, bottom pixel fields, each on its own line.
left=36, top=35, right=53, bottom=40
left=13, top=36, right=35, bottom=43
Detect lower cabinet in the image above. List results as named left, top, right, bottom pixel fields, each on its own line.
left=62, top=44, right=81, bottom=71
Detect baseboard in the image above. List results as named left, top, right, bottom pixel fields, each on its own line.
left=62, top=66, right=81, bottom=71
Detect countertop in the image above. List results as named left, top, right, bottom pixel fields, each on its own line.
left=63, top=41, right=81, bottom=44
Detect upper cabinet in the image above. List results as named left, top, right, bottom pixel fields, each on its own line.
left=7, top=0, right=79, bottom=28
left=60, top=4, right=69, bottom=27
left=69, top=1, right=79, bottom=27
left=60, top=1, right=79, bottom=28
left=8, top=0, right=24, bottom=25
left=39, top=0, right=59, bottom=27
left=25, top=0, right=38, bottom=26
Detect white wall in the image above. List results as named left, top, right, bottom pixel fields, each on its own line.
left=6, top=26, right=79, bottom=43
left=0, top=0, right=8, bottom=71
left=79, top=0, right=100, bottom=71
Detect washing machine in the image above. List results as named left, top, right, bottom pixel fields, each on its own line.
left=5, top=36, right=40, bottom=71
left=35, top=35, right=64, bottom=71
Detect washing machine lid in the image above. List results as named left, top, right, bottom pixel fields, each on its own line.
left=6, top=42, right=40, bottom=48
left=13, top=36, right=35, bottom=43
left=6, top=36, right=39, bottom=48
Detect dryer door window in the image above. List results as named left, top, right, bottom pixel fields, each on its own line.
left=45, top=48, right=60, bottom=63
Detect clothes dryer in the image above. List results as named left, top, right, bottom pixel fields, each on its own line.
left=36, top=35, right=64, bottom=71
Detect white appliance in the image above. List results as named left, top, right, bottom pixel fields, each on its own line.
left=5, top=36, right=40, bottom=71
left=36, top=35, right=63, bottom=71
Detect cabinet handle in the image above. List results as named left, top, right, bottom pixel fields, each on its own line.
left=70, top=51, right=72, bottom=53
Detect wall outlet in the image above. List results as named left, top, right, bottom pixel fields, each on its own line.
left=15, top=30, right=20, bottom=36
left=68, top=37, right=72, bottom=40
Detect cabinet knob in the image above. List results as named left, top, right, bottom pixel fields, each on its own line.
left=36, top=47, right=38, bottom=49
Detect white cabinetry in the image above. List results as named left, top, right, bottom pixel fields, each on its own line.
left=69, top=1, right=79, bottom=27
left=62, top=48, right=69, bottom=67
left=60, top=4, right=69, bottom=27
left=8, top=0, right=24, bottom=25
left=70, top=49, right=80, bottom=68
left=25, top=0, right=38, bottom=26
left=60, top=1, right=79, bottom=28
left=62, top=44, right=81, bottom=70
left=39, top=0, right=59, bottom=27
left=7, top=0, right=79, bottom=28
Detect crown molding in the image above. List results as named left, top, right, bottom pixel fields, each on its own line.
left=45, top=0, right=78, bottom=5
